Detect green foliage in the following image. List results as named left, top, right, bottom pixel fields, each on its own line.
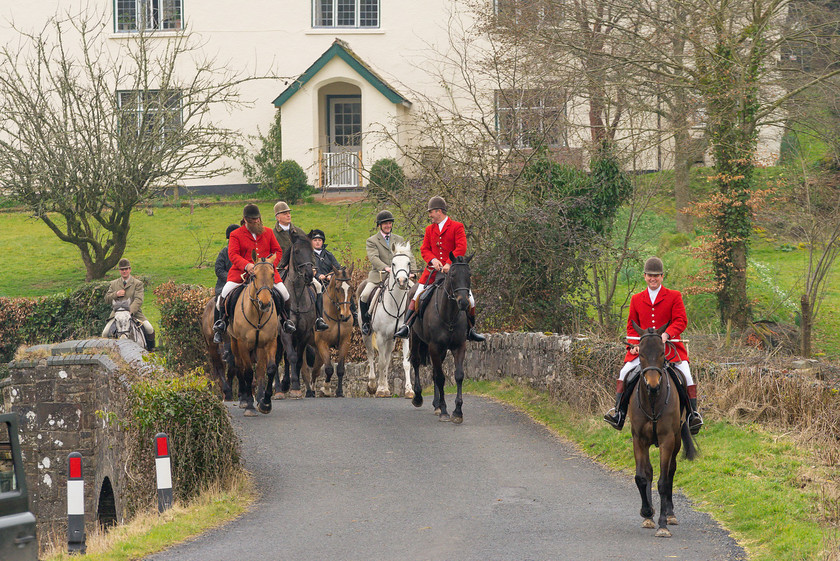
left=0, top=282, right=111, bottom=362
left=368, top=158, right=406, bottom=201
left=242, top=110, right=282, bottom=191
left=275, top=160, right=313, bottom=204
left=154, top=281, right=213, bottom=373
left=125, top=370, right=240, bottom=508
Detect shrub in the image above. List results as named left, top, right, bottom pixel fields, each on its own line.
left=154, top=281, right=213, bottom=373
left=242, top=110, right=282, bottom=191
left=121, top=369, right=241, bottom=515
left=368, top=158, right=405, bottom=201
left=275, top=160, right=312, bottom=204
left=0, top=298, right=36, bottom=363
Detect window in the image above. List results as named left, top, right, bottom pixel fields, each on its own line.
left=115, top=0, right=183, bottom=33
left=495, top=0, right=561, bottom=26
left=314, top=0, right=380, bottom=28
left=117, top=90, right=182, bottom=138
left=496, top=89, right=566, bottom=148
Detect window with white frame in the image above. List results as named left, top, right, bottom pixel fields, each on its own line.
left=496, top=89, right=566, bottom=148
left=494, top=0, right=561, bottom=26
left=313, top=0, right=380, bottom=28
left=117, top=90, right=182, bottom=139
left=115, top=0, right=183, bottom=33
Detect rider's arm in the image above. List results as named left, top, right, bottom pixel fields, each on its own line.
left=626, top=293, right=641, bottom=341
left=228, top=231, right=250, bottom=272
left=129, top=279, right=143, bottom=315
left=665, top=291, right=688, bottom=340
left=215, top=246, right=229, bottom=283
left=104, top=280, right=118, bottom=304
left=452, top=221, right=467, bottom=258
left=269, top=230, right=282, bottom=269
left=366, top=237, right=388, bottom=271
left=420, top=225, right=435, bottom=266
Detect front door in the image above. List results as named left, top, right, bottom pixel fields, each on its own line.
left=325, top=96, right=361, bottom=188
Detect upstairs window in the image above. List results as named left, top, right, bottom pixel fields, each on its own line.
left=495, top=0, right=562, bottom=27
left=117, top=90, right=183, bottom=139
left=314, top=0, right=380, bottom=28
left=496, top=88, right=567, bottom=149
left=115, top=0, right=183, bottom=33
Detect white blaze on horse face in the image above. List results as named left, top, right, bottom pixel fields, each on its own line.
left=340, top=281, right=351, bottom=314
left=391, top=254, right=411, bottom=288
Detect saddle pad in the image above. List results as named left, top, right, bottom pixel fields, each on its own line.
left=417, top=277, right=444, bottom=320
left=225, top=283, right=247, bottom=317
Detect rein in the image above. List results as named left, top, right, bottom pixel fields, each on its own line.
left=371, top=254, right=412, bottom=330
left=635, top=330, right=673, bottom=427
left=324, top=274, right=353, bottom=324
left=239, top=261, right=277, bottom=347
left=435, top=262, right=470, bottom=333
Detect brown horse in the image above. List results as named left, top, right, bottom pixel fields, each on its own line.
left=310, top=265, right=355, bottom=397
left=199, top=297, right=239, bottom=402
left=629, top=321, right=698, bottom=537
left=228, top=251, right=279, bottom=416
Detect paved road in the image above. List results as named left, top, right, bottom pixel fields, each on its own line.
left=145, top=396, right=745, bottom=561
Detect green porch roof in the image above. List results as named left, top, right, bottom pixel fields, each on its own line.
left=272, top=39, right=411, bottom=108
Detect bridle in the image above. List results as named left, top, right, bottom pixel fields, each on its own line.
left=376, top=253, right=412, bottom=324
left=436, top=261, right=471, bottom=332
left=242, top=260, right=276, bottom=332
left=635, top=330, right=672, bottom=424
left=324, top=270, right=353, bottom=323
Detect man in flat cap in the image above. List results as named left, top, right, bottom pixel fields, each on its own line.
left=604, top=256, right=703, bottom=434
left=394, top=196, right=485, bottom=342
left=102, top=258, right=156, bottom=351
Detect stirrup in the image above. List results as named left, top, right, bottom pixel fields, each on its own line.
left=212, top=320, right=226, bottom=343
left=603, top=408, right=625, bottom=430
left=688, top=412, right=703, bottom=435
left=467, top=328, right=486, bottom=342
left=315, top=318, right=329, bottom=331
left=394, top=324, right=410, bottom=339
left=283, top=320, right=296, bottom=334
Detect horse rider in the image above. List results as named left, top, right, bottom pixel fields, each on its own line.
left=214, top=224, right=239, bottom=295
left=273, top=201, right=329, bottom=331
left=603, top=257, right=704, bottom=434
left=309, top=228, right=359, bottom=321
left=358, top=209, right=416, bottom=336
left=102, top=258, right=156, bottom=351
left=213, top=204, right=294, bottom=344
left=394, top=196, right=485, bottom=342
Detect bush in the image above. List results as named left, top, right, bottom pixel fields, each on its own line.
left=368, top=158, right=405, bottom=201
left=154, top=281, right=213, bottom=373
left=275, top=160, right=312, bottom=204
left=0, top=282, right=112, bottom=363
left=121, top=369, right=241, bottom=514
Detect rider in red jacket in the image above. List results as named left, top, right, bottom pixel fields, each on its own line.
left=393, top=196, right=484, bottom=342
left=604, top=257, right=703, bottom=434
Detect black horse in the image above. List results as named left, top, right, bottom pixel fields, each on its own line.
left=276, top=230, right=318, bottom=399
left=409, top=252, right=473, bottom=423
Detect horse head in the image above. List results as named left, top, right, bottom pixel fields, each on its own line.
left=447, top=251, right=473, bottom=312
left=329, top=265, right=354, bottom=322
left=632, top=320, right=670, bottom=394
left=390, top=242, right=412, bottom=289
left=289, top=230, right=314, bottom=285
left=251, top=249, right=276, bottom=314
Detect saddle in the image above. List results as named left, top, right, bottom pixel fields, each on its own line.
left=416, top=277, right=445, bottom=320
left=221, top=281, right=286, bottom=320
left=625, top=363, right=690, bottom=419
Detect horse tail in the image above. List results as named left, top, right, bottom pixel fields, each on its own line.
left=305, top=344, right=316, bottom=368
left=681, top=421, right=699, bottom=461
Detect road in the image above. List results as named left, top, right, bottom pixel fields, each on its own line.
left=145, top=396, right=745, bottom=561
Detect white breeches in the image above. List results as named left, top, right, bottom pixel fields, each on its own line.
left=219, top=280, right=289, bottom=303
left=360, top=281, right=376, bottom=302
left=312, top=278, right=323, bottom=293
left=618, top=357, right=694, bottom=386
left=102, top=319, right=154, bottom=338
left=412, top=282, right=475, bottom=307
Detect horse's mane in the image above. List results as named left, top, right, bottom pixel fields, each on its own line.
left=393, top=241, right=411, bottom=256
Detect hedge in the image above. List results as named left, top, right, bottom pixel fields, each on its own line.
left=154, top=281, right=214, bottom=373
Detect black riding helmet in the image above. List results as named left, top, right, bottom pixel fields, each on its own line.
left=376, top=210, right=395, bottom=225
left=308, top=229, right=326, bottom=241
left=225, top=224, right=238, bottom=239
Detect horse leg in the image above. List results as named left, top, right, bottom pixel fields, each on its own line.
left=241, top=364, right=257, bottom=417
left=229, top=339, right=248, bottom=409
left=633, top=439, right=655, bottom=529
left=655, top=436, right=677, bottom=537
left=257, top=342, right=277, bottom=415
left=375, top=336, right=395, bottom=397
left=363, top=332, right=378, bottom=395
left=451, top=344, right=466, bottom=424
left=286, top=342, right=303, bottom=399
left=277, top=333, right=293, bottom=397
left=430, top=347, right=449, bottom=422
left=400, top=339, right=414, bottom=399
left=409, top=333, right=423, bottom=408
left=311, top=342, right=329, bottom=397
left=335, top=336, right=350, bottom=398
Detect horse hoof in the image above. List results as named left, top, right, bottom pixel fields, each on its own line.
left=666, top=516, right=678, bottom=525
left=439, top=413, right=451, bottom=422
left=223, top=391, right=233, bottom=401
left=290, top=390, right=303, bottom=399
left=335, top=391, right=344, bottom=398
left=258, top=402, right=271, bottom=414
left=238, top=400, right=249, bottom=409
left=655, top=528, right=672, bottom=538
left=366, top=385, right=376, bottom=395
left=412, top=395, right=423, bottom=408
left=434, top=407, right=441, bottom=415
left=405, top=390, right=415, bottom=399
left=305, top=390, right=316, bottom=398
left=642, top=519, right=656, bottom=529
left=243, top=408, right=258, bottom=417
left=452, top=415, right=463, bottom=424
left=375, top=389, right=391, bottom=398
left=273, top=392, right=285, bottom=400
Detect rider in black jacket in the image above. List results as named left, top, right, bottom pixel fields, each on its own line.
left=309, top=229, right=358, bottom=322
left=214, top=224, right=239, bottom=295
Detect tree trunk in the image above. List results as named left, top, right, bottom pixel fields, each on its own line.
left=800, top=293, right=812, bottom=357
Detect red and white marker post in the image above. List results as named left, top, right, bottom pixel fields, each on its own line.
left=67, top=452, right=86, bottom=554
left=155, top=432, right=173, bottom=512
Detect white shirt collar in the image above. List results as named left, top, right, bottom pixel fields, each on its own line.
left=437, top=217, right=449, bottom=232
left=278, top=224, right=290, bottom=232
left=314, top=249, right=322, bottom=255
left=648, top=285, right=662, bottom=305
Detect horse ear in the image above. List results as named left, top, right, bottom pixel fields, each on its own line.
left=466, top=253, right=474, bottom=263
left=631, top=320, right=643, bottom=336
left=266, top=253, right=276, bottom=263
left=251, top=249, right=257, bottom=262
left=656, top=321, right=671, bottom=336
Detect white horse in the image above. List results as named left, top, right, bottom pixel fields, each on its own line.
left=359, top=242, right=414, bottom=398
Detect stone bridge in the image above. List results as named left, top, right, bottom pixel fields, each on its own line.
left=0, top=333, right=618, bottom=546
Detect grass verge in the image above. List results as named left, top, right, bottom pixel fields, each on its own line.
left=462, top=378, right=832, bottom=561
left=41, top=471, right=255, bottom=561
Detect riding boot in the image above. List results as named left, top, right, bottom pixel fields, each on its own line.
left=688, top=396, right=704, bottom=435
left=279, top=300, right=296, bottom=334
left=314, top=291, right=329, bottom=332
left=360, top=300, right=372, bottom=336
left=603, top=392, right=626, bottom=430
left=393, top=299, right=416, bottom=339
left=145, top=332, right=156, bottom=352
left=350, top=300, right=359, bottom=326
left=213, top=296, right=227, bottom=344
left=466, top=306, right=486, bottom=342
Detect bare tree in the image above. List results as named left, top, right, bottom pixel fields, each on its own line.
left=0, top=9, right=247, bottom=279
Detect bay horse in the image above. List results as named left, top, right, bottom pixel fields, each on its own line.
left=199, top=297, right=239, bottom=402
left=629, top=321, right=698, bottom=537
left=311, top=265, right=355, bottom=397
left=228, top=251, right=279, bottom=416
left=409, top=252, right=472, bottom=423
left=277, top=230, right=317, bottom=399
left=360, top=242, right=414, bottom=398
